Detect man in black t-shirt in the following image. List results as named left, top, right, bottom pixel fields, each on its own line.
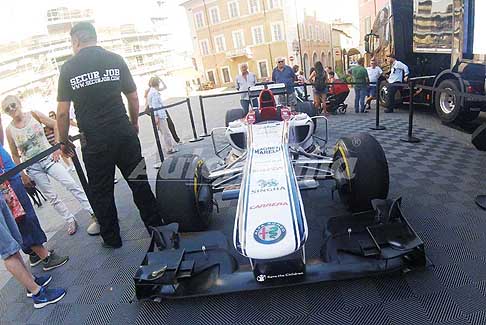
left=57, top=22, right=163, bottom=248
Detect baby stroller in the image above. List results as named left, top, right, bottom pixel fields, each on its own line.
left=326, top=91, right=349, bottom=115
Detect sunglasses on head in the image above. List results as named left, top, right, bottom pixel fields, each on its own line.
left=4, top=102, right=17, bottom=113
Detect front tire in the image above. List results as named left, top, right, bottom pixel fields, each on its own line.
left=156, top=154, right=213, bottom=232
left=296, top=101, right=316, bottom=118
left=333, top=133, right=389, bottom=213
left=225, top=108, right=245, bottom=127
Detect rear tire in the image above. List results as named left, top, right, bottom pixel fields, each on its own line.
left=333, top=133, right=389, bottom=213
left=156, top=154, right=213, bottom=232
left=225, top=108, right=245, bottom=127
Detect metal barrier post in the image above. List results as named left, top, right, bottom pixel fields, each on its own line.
left=187, top=98, right=203, bottom=143
left=401, top=80, right=421, bottom=143
left=70, top=150, right=93, bottom=202
left=198, top=95, right=210, bottom=137
left=370, top=82, right=386, bottom=131
left=66, top=136, right=95, bottom=206
left=149, top=108, right=165, bottom=163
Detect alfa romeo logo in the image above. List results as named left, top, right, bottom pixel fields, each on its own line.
left=254, top=222, right=286, bottom=245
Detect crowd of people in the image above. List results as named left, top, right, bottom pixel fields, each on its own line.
left=0, top=21, right=171, bottom=309
left=234, top=54, right=410, bottom=116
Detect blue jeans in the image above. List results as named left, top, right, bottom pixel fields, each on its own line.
left=0, top=196, right=22, bottom=260
left=240, top=99, right=258, bottom=115
left=240, top=100, right=250, bottom=115
left=354, top=87, right=367, bottom=113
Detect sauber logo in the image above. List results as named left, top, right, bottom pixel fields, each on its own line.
left=251, top=179, right=285, bottom=193
left=256, top=274, right=266, bottom=282
left=250, top=202, right=289, bottom=210
left=254, top=146, right=281, bottom=155
left=258, top=179, right=278, bottom=188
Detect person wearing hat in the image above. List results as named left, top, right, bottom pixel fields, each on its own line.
left=56, top=22, right=163, bottom=248
left=385, top=54, right=409, bottom=113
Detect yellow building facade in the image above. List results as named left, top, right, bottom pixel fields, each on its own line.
left=182, top=0, right=339, bottom=88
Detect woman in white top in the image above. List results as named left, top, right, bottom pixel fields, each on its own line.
left=146, top=77, right=178, bottom=168
left=2, top=95, right=98, bottom=236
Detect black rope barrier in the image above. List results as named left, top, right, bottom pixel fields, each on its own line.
left=198, top=95, right=210, bottom=137
left=370, top=89, right=386, bottom=131
left=0, top=134, right=81, bottom=185
left=401, top=80, right=421, bottom=143
left=186, top=98, right=203, bottom=143
left=139, top=99, right=188, bottom=163
left=68, top=135, right=93, bottom=203
left=149, top=108, right=165, bottom=164
left=138, top=98, right=188, bottom=117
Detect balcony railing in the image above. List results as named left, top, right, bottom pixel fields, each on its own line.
left=226, top=47, right=253, bottom=59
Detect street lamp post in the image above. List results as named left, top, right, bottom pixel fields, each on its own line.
left=330, top=23, right=335, bottom=71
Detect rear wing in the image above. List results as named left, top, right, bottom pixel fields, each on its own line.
left=249, top=83, right=287, bottom=99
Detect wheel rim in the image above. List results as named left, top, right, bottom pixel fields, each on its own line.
left=439, top=88, right=456, bottom=114
left=379, top=85, right=388, bottom=104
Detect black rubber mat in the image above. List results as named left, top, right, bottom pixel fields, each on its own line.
left=2, top=112, right=486, bottom=325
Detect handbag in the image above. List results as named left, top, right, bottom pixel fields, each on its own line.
left=0, top=155, right=26, bottom=222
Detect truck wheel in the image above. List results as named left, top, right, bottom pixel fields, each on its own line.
left=435, top=80, right=462, bottom=123
left=296, top=101, right=316, bottom=118
left=156, top=154, right=213, bottom=232
left=379, top=80, right=390, bottom=108
left=225, top=108, right=245, bottom=127
left=333, top=133, right=389, bottom=213
left=379, top=80, right=402, bottom=109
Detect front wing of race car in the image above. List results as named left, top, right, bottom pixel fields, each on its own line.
left=134, top=198, right=427, bottom=300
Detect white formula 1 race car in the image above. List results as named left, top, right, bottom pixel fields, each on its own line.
left=134, top=84, right=426, bottom=300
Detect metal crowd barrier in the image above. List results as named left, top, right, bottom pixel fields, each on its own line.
left=142, top=97, right=202, bottom=164
left=0, top=135, right=92, bottom=204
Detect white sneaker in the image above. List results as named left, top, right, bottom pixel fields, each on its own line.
left=67, top=219, right=77, bottom=235
left=86, top=215, right=100, bottom=236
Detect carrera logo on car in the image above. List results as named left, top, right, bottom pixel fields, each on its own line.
left=254, top=146, right=281, bottom=155
left=254, top=222, right=286, bottom=245
left=250, top=202, right=289, bottom=209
